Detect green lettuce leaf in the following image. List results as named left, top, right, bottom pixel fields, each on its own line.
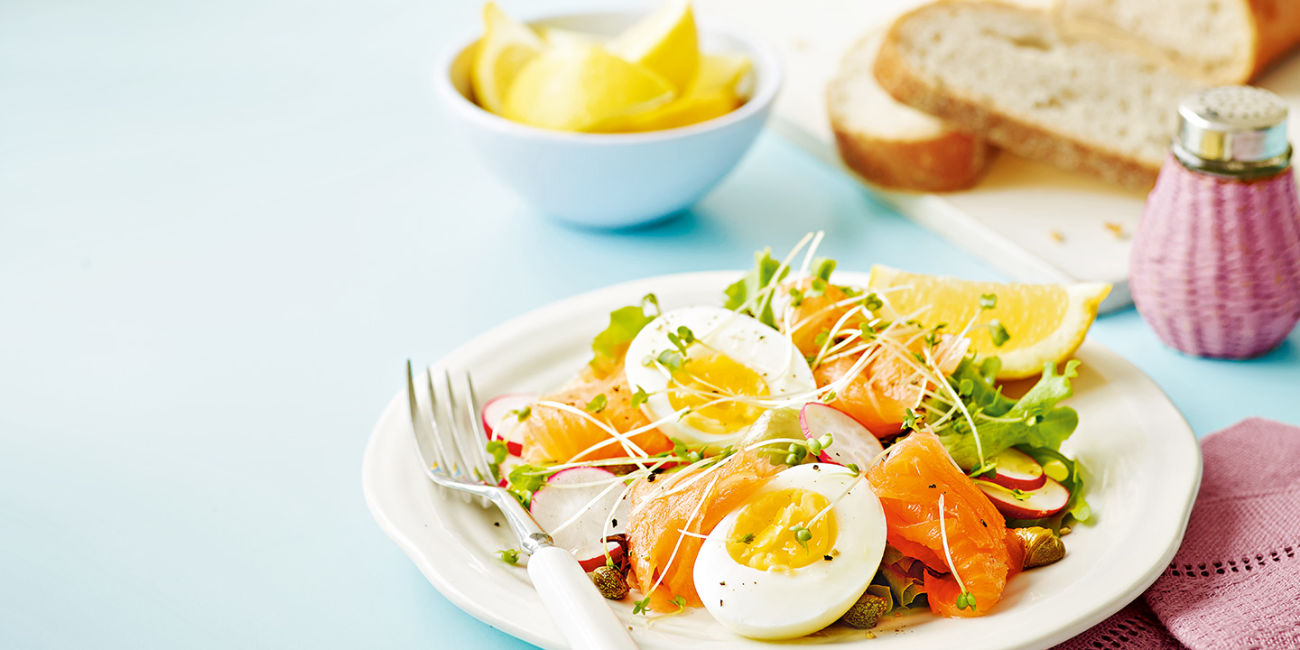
left=589, top=293, right=660, bottom=373
left=932, top=358, right=1081, bottom=471
left=876, top=546, right=928, bottom=610
left=723, top=248, right=789, bottom=329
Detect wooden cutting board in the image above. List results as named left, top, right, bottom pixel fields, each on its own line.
left=695, top=0, right=1300, bottom=312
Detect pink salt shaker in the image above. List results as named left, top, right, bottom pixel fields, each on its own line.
left=1131, top=86, right=1300, bottom=359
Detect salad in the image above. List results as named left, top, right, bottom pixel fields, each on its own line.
left=478, top=235, right=1104, bottom=640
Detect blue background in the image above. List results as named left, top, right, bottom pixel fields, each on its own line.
left=2, top=0, right=1296, bottom=647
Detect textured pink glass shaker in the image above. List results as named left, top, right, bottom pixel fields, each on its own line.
left=1131, top=86, right=1300, bottom=359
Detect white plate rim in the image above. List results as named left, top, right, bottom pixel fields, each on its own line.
left=362, top=270, right=1202, bottom=649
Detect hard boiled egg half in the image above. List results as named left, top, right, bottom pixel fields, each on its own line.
left=623, top=306, right=816, bottom=449
left=693, top=464, right=888, bottom=640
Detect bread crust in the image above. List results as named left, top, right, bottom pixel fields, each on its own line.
left=825, top=31, right=993, bottom=193
left=829, top=120, right=991, bottom=192
left=874, top=2, right=1159, bottom=191
left=1246, top=0, right=1300, bottom=80
left=1056, top=0, right=1300, bottom=83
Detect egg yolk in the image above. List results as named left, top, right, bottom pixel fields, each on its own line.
left=726, top=488, right=837, bottom=571
left=667, top=346, right=769, bottom=435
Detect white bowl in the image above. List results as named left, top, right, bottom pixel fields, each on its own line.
left=435, top=11, right=781, bottom=228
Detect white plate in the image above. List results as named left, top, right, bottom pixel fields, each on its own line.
left=362, top=271, right=1201, bottom=649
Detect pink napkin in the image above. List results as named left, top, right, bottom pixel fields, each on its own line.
left=1058, top=418, right=1300, bottom=650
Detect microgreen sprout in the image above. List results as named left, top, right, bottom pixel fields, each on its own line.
left=631, top=385, right=648, bottom=408
left=667, top=326, right=696, bottom=356
left=670, top=595, right=687, bottom=612
left=496, top=549, right=520, bottom=565
left=585, top=393, right=607, bottom=413
left=979, top=293, right=998, bottom=310
left=486, top=439, right=508, bottom=465
left=656, top=349, right=685, bottom=373
left=485, top=439, right=509, bottom=481
left=809, top=277, right=828, bottom=297
left=937, top=493, right=977, bottom=612
left=862, top=292, right=884, bottom=312
left=902, top=408, right=919, bottom=430
left=789, top=524, right=812, bottom=553
left=845, top=463, right=861, bottom=475
left=812, top=257, right=836, bottom=281
left=989, top=320, right=1011, bottom=347
left=738, top=532, right=755, bottom=544
left=859, top=322, right=879, bottom=341
left=813, top=329, right=830, bottom=348
left=824, top=390, right=837, bottom=403
left=632, top=596, right=652, bottom=615
left=806, top=433, right=833, bottom=455
left=510, top=406, right=531, bottom=422
left=788, top=287, right=805, bottom=308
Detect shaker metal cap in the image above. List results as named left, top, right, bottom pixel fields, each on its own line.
left=1174, top=86, right=1291, bottom=174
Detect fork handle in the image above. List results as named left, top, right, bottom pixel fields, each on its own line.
left=527, top=545, right=638, bottom=650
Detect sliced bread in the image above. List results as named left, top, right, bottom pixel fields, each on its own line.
left=875, top=1, right=1204, bottom=190
left=827, top=33, right=993, bottom=192
left=1056, top=0, right=1300, bottom=84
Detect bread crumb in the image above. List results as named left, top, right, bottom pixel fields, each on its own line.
left=1104, top=222, right=1128, bottom=239
left=1049, top=230, right=1065, bottom=243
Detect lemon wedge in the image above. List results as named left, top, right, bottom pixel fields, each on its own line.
left=472, top=3, right=545, bottom=114
left=503, top=43, right=675, bottom=132
left=536, top=26, right=596, bottom=48
left=597, top=53, right=751, bottom=132
left=607, top=0, right=699, bottom=94
left=866, top=265, right=1111, bottom=379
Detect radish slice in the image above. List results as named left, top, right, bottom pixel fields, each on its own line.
left=800, top=402, right=885, bottom=469
left=529, top=467, right=630, bottom=567
left=482, top=393, right=536, bottom=457
left=988, top=448, right=1046, bottom=491
left=577, top=540, right=624, bottom=572
left=977, top=477, right=1070, bottom=520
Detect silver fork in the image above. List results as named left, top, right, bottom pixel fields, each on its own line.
left=406, top=361, right=638, bottom=650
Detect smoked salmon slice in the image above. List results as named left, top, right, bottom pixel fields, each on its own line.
left=625, top=450, right=780, bottom=611
left=814, top=330, right=969, bottom=436
left=519, top=359, right=672, bottom=465
left=866, top=431, right=1016, bottom=617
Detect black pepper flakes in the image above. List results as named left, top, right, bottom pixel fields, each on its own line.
left=928, top=483, right=936, bottom=488
left=824, top=555, right=833, bottom=561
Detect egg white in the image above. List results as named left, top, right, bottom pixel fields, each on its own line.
left=623, top=306, right=815, bottom=448
left=693, top=464, right=888, bottom=640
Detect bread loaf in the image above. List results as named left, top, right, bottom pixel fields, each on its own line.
left=875, top=1, right=1204, bottom=190
left=1057, top=0, right=1300, bottom=84
left=827, top=33, right=992, bottom=192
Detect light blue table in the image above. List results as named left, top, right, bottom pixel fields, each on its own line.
left=2, top=0, right=1296, bottom=648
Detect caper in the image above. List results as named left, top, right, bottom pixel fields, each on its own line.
left=840, top=592, right=889, bottom=629
left=591, top=564, right=629, bottom=600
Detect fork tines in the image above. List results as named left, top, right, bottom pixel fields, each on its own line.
left=405, top=361, right=495, bottom=492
